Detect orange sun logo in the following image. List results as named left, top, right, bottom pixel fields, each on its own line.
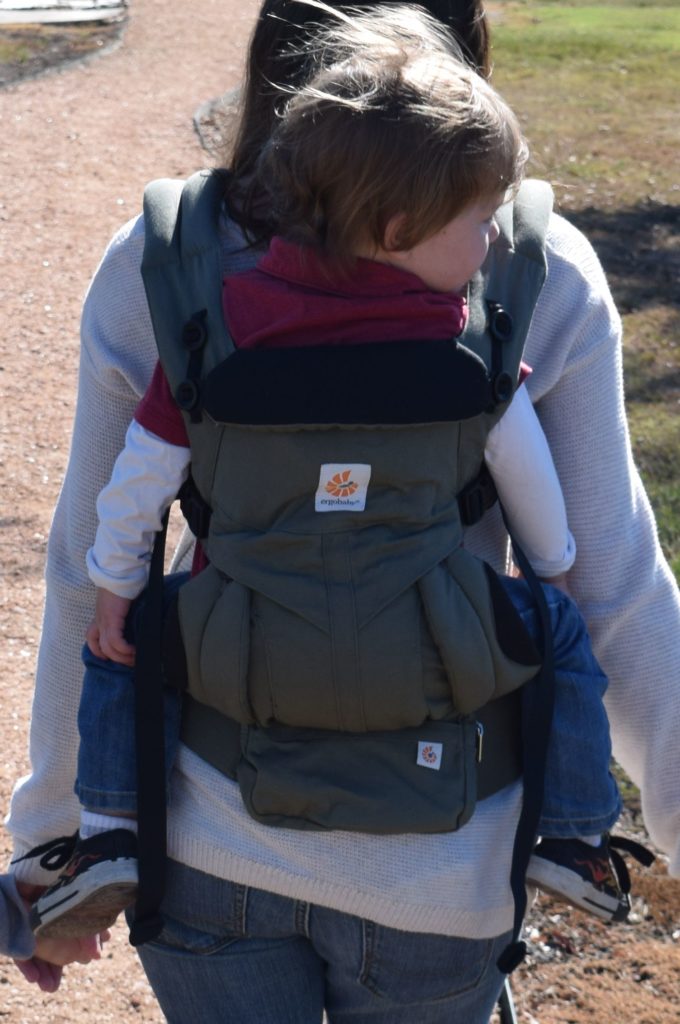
left=325, top=470, right=358, bottom=498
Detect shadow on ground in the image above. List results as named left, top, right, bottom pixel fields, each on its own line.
left=568, top=200, right=680, bottom=315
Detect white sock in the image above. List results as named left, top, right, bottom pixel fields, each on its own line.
left=576, top=834, right=603, bottom=847
left=80, top=811, right=138, bottom=839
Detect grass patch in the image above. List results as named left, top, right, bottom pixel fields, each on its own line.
left=0, top=22, right=124, bottom=88
left=0, top=36, right=34, bottom=65
left=491, top=3, right=680, bottom=209
left=491, top=1, right=680, bottom=578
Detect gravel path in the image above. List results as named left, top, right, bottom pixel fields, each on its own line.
left=0, top=2, right=256, bottom=1019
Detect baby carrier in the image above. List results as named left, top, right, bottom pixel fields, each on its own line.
left=131, top=171, right=556, bottom=975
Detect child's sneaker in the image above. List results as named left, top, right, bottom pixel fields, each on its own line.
left=526, top=833, right=654, bottom=923
left=30, top=829, right=138, bottom=938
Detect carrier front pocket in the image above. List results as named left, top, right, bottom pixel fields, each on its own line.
left=237, top=718, right=479, bottom=834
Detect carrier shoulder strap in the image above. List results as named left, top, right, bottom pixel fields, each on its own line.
left=142, top=175, right=553, bottom=415
left=464, top=178, right=552, bottom=374
left=130, top=171, right=230, bottom=947
left=459, top=179, right=553, bottom=526
left=457, top=179, right=557, bottom=973
left=141, top=170, right=235, bottom=414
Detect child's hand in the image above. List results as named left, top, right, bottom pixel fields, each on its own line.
left=86, top=588, right=135, bottom=666
left=35, top=930, right=110, bottom=966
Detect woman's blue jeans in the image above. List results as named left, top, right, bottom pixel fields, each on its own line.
left=129, top=860, right=513, bottom=1024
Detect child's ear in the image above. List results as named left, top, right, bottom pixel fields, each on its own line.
left=382, top=213, right=408, bottom=254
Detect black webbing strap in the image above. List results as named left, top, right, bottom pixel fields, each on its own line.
left=128, top=511, right=169, bottom=947
left=496, top=519, right=556, bottom=975
left=177, top=474, right=212, bottom=540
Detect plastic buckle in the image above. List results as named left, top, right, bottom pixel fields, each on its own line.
left=493, top=371, right=514, bottom=403
left=175, top=379, right=200, bottom=412
left=182, top=310, right=208, bottom=352
left=488, top=302, right=513, bottom=343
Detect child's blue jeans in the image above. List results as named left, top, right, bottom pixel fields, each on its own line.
left=75, top=573, right=186, bottom=814
left=75, top=574, right=621, bottom=836
left=502, top=576, right=621, bottom=837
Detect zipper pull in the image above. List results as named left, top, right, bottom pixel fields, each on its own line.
left=475, top=722, right=484, bottom=763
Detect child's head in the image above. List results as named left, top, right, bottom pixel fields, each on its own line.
left=257, top=5, right=527, bottom=289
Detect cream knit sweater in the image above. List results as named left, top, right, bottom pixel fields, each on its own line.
left=7, top=205, right=680, bottom=939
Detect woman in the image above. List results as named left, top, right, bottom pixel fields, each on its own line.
left=8, top=2, right=680, bottom=1021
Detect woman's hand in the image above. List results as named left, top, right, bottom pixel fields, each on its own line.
left=14, top=933, right=109, bottom=993
left=12, top=879, right=110, bottom=992
left=86, top=588, right=135, bottom=666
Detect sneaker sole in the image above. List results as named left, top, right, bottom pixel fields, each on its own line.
left=526, top=857, right=629, bottom=923
left=34, top=881, right=138, bottom=937
left=32, top=858, right=139, bottom=938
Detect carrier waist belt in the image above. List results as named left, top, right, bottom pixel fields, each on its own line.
left=179, top=690, right=522, bottom=803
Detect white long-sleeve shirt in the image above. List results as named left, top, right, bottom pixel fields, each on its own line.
left=7, top=207, right=680, bottom=940
left=86, top=380, right=575, bottom=598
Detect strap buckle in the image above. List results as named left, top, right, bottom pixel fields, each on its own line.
left=177, top=475, right=212, bottom=539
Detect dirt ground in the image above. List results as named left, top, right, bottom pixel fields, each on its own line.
left=0, top=1, right=679, bottom=1021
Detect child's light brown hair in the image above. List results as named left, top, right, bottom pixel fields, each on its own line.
left=256, top=5, right=528, bottom=265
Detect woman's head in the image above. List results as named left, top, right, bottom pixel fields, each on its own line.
left=228, top=1, right=491, bottom=195
left=254, top=1, right=490, bottom=76
left=256, top=10, right=526, bottom=274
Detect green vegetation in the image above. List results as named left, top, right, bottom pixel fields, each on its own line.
left=491, top=2, right=680, bottom=207
left=0, top=22, right=123, bottom=88
left=0, top=36, right=34, bottom=65
left=492, top=0, right=679, bottom=577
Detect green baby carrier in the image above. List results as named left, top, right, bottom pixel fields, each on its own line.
left=130, top=171, right=556, bottom=974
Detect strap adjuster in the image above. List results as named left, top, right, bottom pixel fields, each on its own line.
left=177, top=476, right=212, bottom=539
left=458, top=463, right=498, bottom=527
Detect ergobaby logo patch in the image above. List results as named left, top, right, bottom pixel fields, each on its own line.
left=315, top=464, right=371, bottom=512
left=417, top=741, right=443, bottom=771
